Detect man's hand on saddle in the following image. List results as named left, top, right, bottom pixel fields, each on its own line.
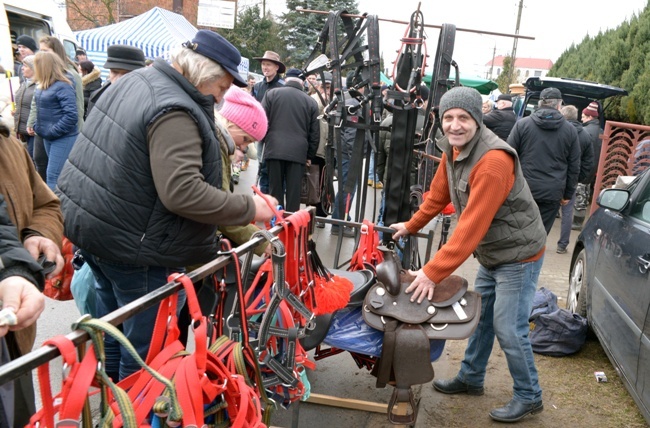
left=390, top=222, right=409, bottom=240
left=405, top=269, right=436, bottom=303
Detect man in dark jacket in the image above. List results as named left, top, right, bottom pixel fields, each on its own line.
left=581, top=101, right=603, bottom=196
left=483, top=93, right=517, bottom=141
left=253, top=51, right=286, bottom=194
left=556, top=105, right=594, bottom=253
left=507, top=87, right=581, bottom=234
left=262, top=68, right=319, bottom=211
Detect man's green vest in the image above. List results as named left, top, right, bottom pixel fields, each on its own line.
left=439, top=126, right=546, bottom=267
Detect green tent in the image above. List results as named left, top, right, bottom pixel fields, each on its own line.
left=422, top=73, right=497, bottom=95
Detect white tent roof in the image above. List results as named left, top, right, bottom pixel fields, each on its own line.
left=76, top=7, right=197, bottom=63
left=74, top=7, right=249, bottom=80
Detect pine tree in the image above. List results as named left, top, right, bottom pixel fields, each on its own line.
left=219, top=5, right=287, bottom=72
left=280, top=0, right=359, bottom=68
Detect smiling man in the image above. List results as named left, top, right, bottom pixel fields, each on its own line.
left=390, top=86, right=547, bottom=423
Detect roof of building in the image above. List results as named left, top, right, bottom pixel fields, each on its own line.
left=486, top=55, right=554, bottom=70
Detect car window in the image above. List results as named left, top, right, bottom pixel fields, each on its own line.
left=630, top=179, right=650, bottom=223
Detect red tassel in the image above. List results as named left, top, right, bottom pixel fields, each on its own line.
left=312, top=275, right=353, bottom=315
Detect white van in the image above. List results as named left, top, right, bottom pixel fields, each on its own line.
left=0, top=0, right=78, bottom=129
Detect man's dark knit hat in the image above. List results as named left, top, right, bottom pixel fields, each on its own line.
left=439, top=86, right=483, bottom=125
left=16, top=35, right=38, bottom=53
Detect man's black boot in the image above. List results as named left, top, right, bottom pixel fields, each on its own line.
left=489, top=399, right=543, bottom=423
left=432, top=378, right=484, bottom=396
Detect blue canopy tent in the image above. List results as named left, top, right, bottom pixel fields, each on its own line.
left=75, top=7, right=249, bottom=81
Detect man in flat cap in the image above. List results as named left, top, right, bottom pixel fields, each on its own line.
left=58, top=30, right=277, bottom=381
left=390, top=86, right=547, bottom=423
left=253, top=50, right=286, bottom=193
left=483, top=93, right=517, bottom=141
left=507, top=87, right=580, bottom=234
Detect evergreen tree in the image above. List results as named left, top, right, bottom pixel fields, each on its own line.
left=280, top=0, right=359, bottom=68
left=496, top=55, right=516, bottom=93
left=220, top=6, right=287, bottom=72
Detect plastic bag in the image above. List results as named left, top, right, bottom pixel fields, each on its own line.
left=323, top=306, right=446, bottom=361
left=70, top=262, right=97, bottom=317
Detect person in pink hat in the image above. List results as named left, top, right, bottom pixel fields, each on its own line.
left=215, top=87, right=271, bottom=255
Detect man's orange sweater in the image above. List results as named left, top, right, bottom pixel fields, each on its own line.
left=405, top=147, right=544, bottom=284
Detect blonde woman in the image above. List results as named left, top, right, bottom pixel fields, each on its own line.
left=31, top=51, right=78, bottom=189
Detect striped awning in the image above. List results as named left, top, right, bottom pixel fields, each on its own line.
left=75, top=7, right=197, bottom=80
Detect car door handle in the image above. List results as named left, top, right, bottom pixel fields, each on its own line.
left=637, top=255, right=650, bottom=273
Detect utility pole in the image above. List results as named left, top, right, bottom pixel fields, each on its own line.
left=509, top=0, right=524, bottom=85
left=489, top=43, right=496, bottom=80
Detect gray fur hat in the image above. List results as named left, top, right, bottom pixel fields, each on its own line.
left=439, top=86, right=483, bottom=126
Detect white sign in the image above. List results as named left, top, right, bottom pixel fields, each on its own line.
left=197, top=0, right=236, bottom=30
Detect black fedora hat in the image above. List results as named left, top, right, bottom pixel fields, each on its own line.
left=183, top=30, right=247, bottom=88
left=104, top=45, right=145, bottom=71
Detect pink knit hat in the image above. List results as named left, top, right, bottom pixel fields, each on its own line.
left=220, top=87, right=268, bottom=141
left=582, top=101, right=599, bottom=118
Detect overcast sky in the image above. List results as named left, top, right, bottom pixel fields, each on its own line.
left=354, top=0, right=649, bottom=77
left=262, top=0, right=648, bottom=78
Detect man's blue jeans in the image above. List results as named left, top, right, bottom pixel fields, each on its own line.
left=456, top=255, right=544, bottom=404
left=82, top=251, right=185, bottom=381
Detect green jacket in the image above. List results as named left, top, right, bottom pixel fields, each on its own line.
left=217, top=122, right=268, bottom=256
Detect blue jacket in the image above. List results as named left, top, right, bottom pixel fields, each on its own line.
left=34, top=80, right=78, bottom=140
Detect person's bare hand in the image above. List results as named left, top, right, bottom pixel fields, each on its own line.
left=0, top=276, right=45, bottom=337
left=263, top=244, right=273, bottom=257
left=27, top=127, right=35, bottom=136
left=404, top=269, right=436, bottom=303
left=23, top=236, right=64, bottom=278
left=390, top=222, right=409, bottom=241
left=560, top=199, right=570, bottom=206
left=252, top=194, right=279, bottom=223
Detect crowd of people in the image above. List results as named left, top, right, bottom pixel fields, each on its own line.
left=1, top=24, right=614, bottom=426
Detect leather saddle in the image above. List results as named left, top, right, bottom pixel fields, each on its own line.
left=362, top=247, right=481, bottom=425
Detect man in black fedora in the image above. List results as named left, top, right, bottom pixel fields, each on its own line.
left=85, top=44, right=146, bottom=117
left=253, top=50, right=286, bottom=193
